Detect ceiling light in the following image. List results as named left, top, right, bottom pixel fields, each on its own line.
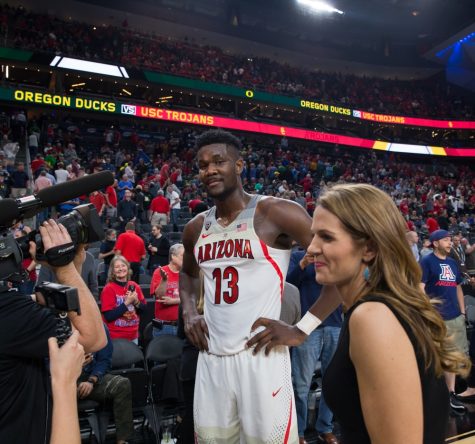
left=71, top=82, right=85, bottom=87
left=122, top=88, right=132, bottom=96
left=297, top=0, right=343, bottom=14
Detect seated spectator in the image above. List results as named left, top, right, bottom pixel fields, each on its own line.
left=150, top=243, right=184, bottom=337
left=100, top=255, right=146, bottom=343
left=147, top=224, right=170, bottom=273
left=99, top=228, right=117, bottom=279
left=77, top=325, right=134, bottom=444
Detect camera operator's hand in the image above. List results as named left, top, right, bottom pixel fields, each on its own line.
left=37, top=219, right=75, bottom=270
left=49, top=330, right=84, bottom=444
left=39, top=219, right=107, bottom=354
left=48, top=330, right=84, bottom=388
left=72, top=244, right=86, bottom=275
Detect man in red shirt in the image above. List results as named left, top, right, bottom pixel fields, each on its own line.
left=105, top=179, right=118, bottom=222
left=150, top=243, right=184, bottom=337
left=114, top=222, right=146, bottom=283
left=149, top=190, right=170, bottom=227
left=89, top=190, right=106, bottom=218
left=425, top=213, right=440, bottom=234
left=188, top=193, right=208, bottom=216
left=31, top=154, right=46, bottom=176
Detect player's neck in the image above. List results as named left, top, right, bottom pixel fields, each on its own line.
left=215, top=190, right=251, bottom=225
left=434, top=250, right=447, bottom=260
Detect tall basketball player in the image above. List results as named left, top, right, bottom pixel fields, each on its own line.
left=180, top=129, right=338, bottom=443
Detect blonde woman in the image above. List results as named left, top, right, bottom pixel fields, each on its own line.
left=100, top=255, right=146, bottom=343
left=249, top=183, right=469, bottom=444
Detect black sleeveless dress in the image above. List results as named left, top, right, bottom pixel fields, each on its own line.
left=323, top=295, right=449, bottom=444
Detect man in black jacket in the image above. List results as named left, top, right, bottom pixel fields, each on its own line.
left=0, top=220, right=106, bottom=444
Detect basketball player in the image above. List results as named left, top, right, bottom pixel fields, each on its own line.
left=180, top=129, right=338, bottom=443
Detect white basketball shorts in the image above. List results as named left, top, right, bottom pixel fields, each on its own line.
left=194, top=346, right=298, bottom=444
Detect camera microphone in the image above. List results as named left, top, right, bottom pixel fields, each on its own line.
left=0, top=171, right=114, bottom=226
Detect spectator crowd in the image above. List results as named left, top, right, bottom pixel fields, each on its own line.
left=0, top=3, right=473, bottom=120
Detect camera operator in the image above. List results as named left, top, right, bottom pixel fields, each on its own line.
left=48, top=330, right=85, bottom=444
left=0, top=219, right=106, bottom=444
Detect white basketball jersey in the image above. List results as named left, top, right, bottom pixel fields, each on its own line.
left=194, top=195, right=291, bottom=355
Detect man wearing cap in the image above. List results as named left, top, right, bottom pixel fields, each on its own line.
left=420, top=229, right=467, bottom=415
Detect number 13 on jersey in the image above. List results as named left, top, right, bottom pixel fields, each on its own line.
left=212, top=267, right=239, bottom=304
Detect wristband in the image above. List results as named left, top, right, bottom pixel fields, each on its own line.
left=87, top=377, right=97, bottom=386
left=296, top=311, right=322, bottom=336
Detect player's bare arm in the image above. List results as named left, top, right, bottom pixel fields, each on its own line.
left=248, top=197, right=341, bottom=354
left=180, top=214, right=210, bottom=351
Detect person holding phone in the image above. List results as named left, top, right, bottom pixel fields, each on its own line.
left=150, top=243, right=184, bottom=337
left=100, top=255, right=146, bottom=343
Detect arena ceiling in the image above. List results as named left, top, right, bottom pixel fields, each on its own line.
left=78, top=0, right=475, bottom=67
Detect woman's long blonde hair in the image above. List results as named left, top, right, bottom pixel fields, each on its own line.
left=107, top=255, right=132, bottom=283
left=318, top=183, right=470, bottom=377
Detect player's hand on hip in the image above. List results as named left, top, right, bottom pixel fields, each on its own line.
left=247, top=318, right=307, bottom=356
left=184, top=313, right=209, bottom=352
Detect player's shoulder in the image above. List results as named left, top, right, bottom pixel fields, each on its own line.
left=182, top=211, right=208, bottom=246
left=257, top=195, right=306, bottom=215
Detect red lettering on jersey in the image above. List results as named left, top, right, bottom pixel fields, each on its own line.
left=198, top=239, right=255, bottom=263
left=204, top=243, right=212, bottom=262
left=243, top=239, right=254, bottom=259
left=234, top=239, right=243, bottom=257
left=435, top=281, right=457, bottom=287
left=224, top=239, right=234, bottom=257
left=216, top=240, right=225, bottom=259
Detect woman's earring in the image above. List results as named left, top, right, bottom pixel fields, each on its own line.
left=363, top=266, right=370, bottom=282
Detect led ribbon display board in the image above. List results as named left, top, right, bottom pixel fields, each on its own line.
left=144, top=71, right=475, bottom=130
left=3, top=87, right=475, bottom=157
left=0, top=46, right=472, bottom=130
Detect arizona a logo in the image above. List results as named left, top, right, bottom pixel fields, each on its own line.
left=439, top=264, right=456, bottom=281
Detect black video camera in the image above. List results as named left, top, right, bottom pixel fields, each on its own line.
left=35, top=282, right=81, bottom=346
left=35, top=282, right=81, bottom=314
left=0, top=203, right=104, bottom=282
left=0, top=170, right=113, bottom=282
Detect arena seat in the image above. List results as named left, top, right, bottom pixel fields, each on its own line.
left=145, top=335, right=184, bottom=439
left=108, top=339, right=158, bottom=442
left=78, top=399, right=103, bottom=444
